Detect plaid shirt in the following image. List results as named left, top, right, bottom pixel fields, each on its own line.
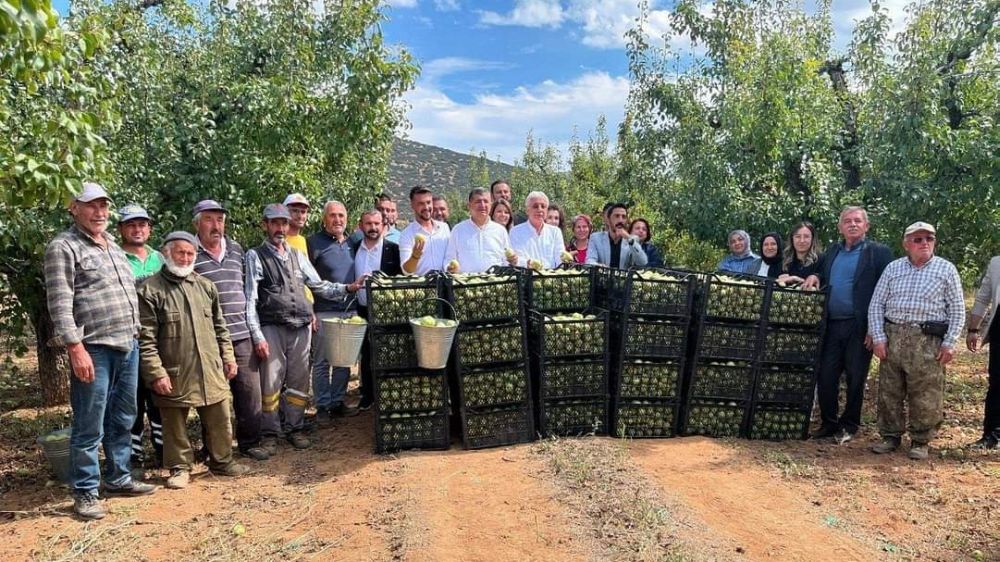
left=44, top=225, right=139, bottom=351
left=868, top=256, right=965, bottom=348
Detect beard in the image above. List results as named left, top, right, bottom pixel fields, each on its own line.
left=164, top=255, right=195, bottom=278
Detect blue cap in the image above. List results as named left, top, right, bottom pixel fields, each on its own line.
left=118, top=204, right=152, bottom=224
left=192, top=199, right=227, bottom=216
left=163, top=231, right=198, bottom=247
left=262, top=203, right=291, bottom=220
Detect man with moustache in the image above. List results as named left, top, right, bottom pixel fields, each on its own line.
left=245, top=204, right=363, bottom=452
left=432, top=195, right=451, bottom=226
left=510, top=191, right=566, bottom=269
left=490, top=179, right=526, bottom=225
left=399, top=186, right=451, bottom=275
left=351, top=209, right=401, bottom=409
left=308, top=201, right=363, bottom=421
left=445, top=188, right=517, bottom=274
left=117, top=204, right=164, bottom=476
left=192, top=200, right=268, bottom=461
left=376, top=193, right=401, bottom=244
left=44, top=183, right=156, bottom=520
left=585, top=203, right=648, bottom=269
left=138, top=231, right=249, bottom=489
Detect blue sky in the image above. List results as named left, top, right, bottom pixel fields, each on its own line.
left=52, top=0, right=911, bottom=164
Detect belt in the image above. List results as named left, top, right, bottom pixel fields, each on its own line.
left=884, top=318, right=921, bottom=328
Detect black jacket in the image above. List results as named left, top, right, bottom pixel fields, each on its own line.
left=349, top=238, right=402, bottom=277
left=814, top=239, right=893, bottom=333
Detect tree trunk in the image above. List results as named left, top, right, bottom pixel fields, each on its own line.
left=33, top=307, right=70, bottom=406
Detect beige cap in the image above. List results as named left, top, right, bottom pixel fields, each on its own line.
left=903, top=221, right=936, bottom=237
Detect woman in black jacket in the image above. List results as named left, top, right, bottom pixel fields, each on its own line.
left=778, top=221, right=821, bottom=284
left=629, top=218, right=664, bottom=268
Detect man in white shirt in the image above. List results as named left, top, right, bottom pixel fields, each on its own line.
left=445, top=188, right=518, bottom=273
left=398, top=186, right=451, bottom=275
left=510, top=191, right=566, bottom=269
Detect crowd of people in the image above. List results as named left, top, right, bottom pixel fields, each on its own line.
left=43, top=180, right=998, bottom=520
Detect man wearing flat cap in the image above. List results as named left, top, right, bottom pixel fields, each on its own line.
left=138, top=231, right=249, bottom=489
left=868, top=221, right=965, bottom=459
left=44, top=182, right=156, bottom=520
left=117, top=204, right=165, bottom=476
left=245, top=204, right=363, bottom=452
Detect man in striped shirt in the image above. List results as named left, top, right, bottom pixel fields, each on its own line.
left=192, top=200, right=269, bottom=461
left=868, top=221, right=965, bottom=459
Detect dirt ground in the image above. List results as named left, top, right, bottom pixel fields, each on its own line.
left=0, top=346, right=997, bottom=562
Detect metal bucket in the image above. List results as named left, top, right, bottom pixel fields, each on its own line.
left=323, top=319, right=367, bottom=368
left=409, top=298, right=459, bottom=369
left=37, top=428, right=72, bottom=483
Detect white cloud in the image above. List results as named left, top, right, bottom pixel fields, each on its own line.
left=386, top=0, right=419, bottom=8
left=434, top=0, right=460, bottom=10
left=402, top=67, right=630, bottom=163
left=479, top=0, right=566, bottom=28
left=420, top=57, right=516, bottom=82
left=824, top=0, right=911, bottom=50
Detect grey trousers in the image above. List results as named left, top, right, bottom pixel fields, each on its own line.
left=259, top=324, right=312, bottom=436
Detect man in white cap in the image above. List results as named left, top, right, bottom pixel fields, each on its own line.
left=245, top=204, right=364, bottom=452
left=44, top=182, right=156, bottom=520
left=868, top=221, right=965, bottom=459
left=283, top=193, right=313, bottom=304
left=117, top=204, right=164, bottom=477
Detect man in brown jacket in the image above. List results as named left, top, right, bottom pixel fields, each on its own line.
left=138, top=231, right=248, bottom=489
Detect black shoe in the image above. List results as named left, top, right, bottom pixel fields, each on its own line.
left=330, top=403, right=360, bottom=418
left=811, top=425, right=839, bottom=440
left=834, top=429, right=855, bottom=445
left=239, top=446, right=270, bottom=461
left=968, top=434, right=999, bottom=450
left=358, top=399, right=374, bottom=411
left=103, top=480, right=157, bottom=497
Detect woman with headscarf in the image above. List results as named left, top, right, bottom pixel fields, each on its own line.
left=717, top=229, right=758, bottom=274
left=748, top=232, right=783, bottom=278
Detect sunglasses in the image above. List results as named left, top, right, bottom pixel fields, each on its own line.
left=909, top=236, right=936, bottom=244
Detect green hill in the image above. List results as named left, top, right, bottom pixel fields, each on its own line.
left=387, top=138, right=515, bottom=198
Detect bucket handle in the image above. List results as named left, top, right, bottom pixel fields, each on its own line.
left=416, top=296, right=459, bottom=321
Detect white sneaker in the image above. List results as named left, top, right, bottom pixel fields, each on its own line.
left=165, top=470, right=190, bottom=489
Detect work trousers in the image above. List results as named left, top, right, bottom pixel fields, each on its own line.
left=130, top=381, right=163, bottom=467
left=878, top=323, right=946, bottom=444
left=817, top=318, right=873, bottom=434
left=230, top=338, right=263, bottom=449
left=160, top=398, right=234, bottom=472
left=259, top=324, right=311, bottom=435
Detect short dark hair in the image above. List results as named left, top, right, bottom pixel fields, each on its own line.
left=629, top=218, right=652, bottom=243
left=409, top=185, right=432, bottom=200
left=432, top=194, right=446, bottom=203
left=490, top=179, right=510, bottom=194
left=548, top=203, right=565, bottom=229
left=360, top=208, right=385, bottom=223
left=375, top=192, right=393, bottom=204
left=467, top=187, right=489, bottom=201
left=606, top=202, right=628, bottom=216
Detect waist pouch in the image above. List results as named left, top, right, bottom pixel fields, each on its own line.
left=920, top=321, right=948, bottom=338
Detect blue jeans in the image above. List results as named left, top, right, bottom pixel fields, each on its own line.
left=311, top=311, right=351, bottom=410
left=70, top=341, right=138, bottom=494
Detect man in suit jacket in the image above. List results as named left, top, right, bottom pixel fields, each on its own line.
left=351, top=209, right=402, bottom=409
left=966, top=255, right=1000, bottom=449
left=803, top=206, right=893, bottom=443
left=585, top=203, right=648, bottom=269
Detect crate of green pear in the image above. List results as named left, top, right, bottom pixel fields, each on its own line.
left=536, top=358, right=608, bottom=399
left=613, top=400, right=677, bottom=438
left=539, top=398, right=608, bottom=436
left=460, top=365, right=530, bottom=408
left=608, top=269, right=694, bottom=317
left=524, top=268, right=594, bottom=312
left=705, top=275, right=766, bottom=322
left=367, top=276, right=441, bottom=326
left=768, top=285, right=825, bottom=326
left=755, top=365, right=816, bottom=403
left=456, top=322, right=526, bottom=367
left=621, top=317, right=688, bottom=358
left=532, top=311, right=606, bottom=359
left=369, top=330, right=421, bottom=370
left=447, top=272, right=522, bottom=323
left=375, top=373, right=449, bottom=412
left=761, top=328, right=822, bottom=364
left=697, top=323, right=759, bottom=361
left=375, top=411, right=450, bottom=453
left=682, top=400, right=747, bottom=438
left=618, top=359, right=682, bottom=400
left=462, top=405, right=534, bottom=449
left=749, top=405, right=811, bottom=440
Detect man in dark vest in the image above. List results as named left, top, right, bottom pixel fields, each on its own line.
left=351, top=209, right=402, bottom=409
left=244, top=204, right=363, bottom=453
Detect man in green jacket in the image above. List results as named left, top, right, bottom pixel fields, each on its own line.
left=138, top=231, right=248, bottom=489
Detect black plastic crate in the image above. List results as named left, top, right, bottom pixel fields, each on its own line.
left=766, top=285, right=826, bottom=327
left=521, top=266, right=595, bottom=312
left=374, top=411, right=450, bottom=453
left=529, top=309, right=608, bottom=360
left=704, top=274, right=767, bottom=322
left=455, top=320, right=527, bottom=368
left=620, top=316, right=689, bottom=359
left=612, top=399, right=678, bottom=438
left=369, top=327, right=420, bottom=371
left=366, top=274, right=442, bottom=326
left=374, top=370, right=449, bottom=413
left=617, top=358, right=683, bottom=400
left=461, top=404, right=535, bottom=449
left=761, top=327, right=822, bottom=364
left=535, top=357, right=609, bottom=400
left=754, top=364, right=816, bottom=404
left=538, top=397, right=609, bottom=436
left=689, top=360, right=755, bottom=401
left=749, top=403, right=811, bottom=441
left=591, top=266, right=611, bottom=309
left=444, top=271, right=523, bottom=324
left=607, top=268, right=697, bottom=317
left=681, top=399, right=748, bottom=438
left=458, top=363, right=531, bottom=409
left=696, top=322, right=761, bottom=361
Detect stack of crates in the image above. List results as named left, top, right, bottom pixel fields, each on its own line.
left=444, top=269, right=534, bottom=449
left=520, top=266, right=610, bottom=436
left=749, top=284, right=827, bottom=440
left=607, top=268, right=697, bottom=438
left=365, top=274, right=450, bottom=453
left=681, top=274, right=766, bottom=438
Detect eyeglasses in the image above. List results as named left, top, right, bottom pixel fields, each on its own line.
left=910, top=236, right=936, bottom=244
